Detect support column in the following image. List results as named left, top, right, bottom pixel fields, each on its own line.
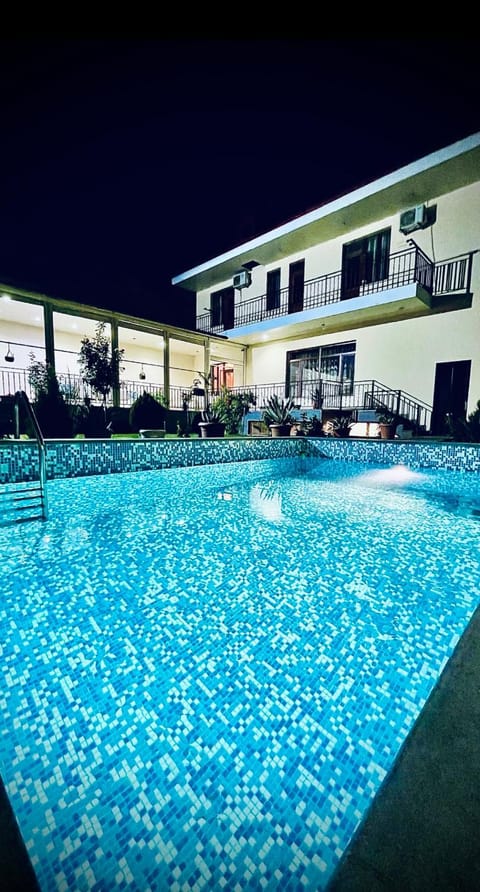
left=43, top=302, right=55, bottom=370
left=163, top=332, right=170, bottom=404
left=111, top=318, right=120, bottom=408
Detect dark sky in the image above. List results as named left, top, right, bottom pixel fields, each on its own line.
left=1, top=36, right=479, bottom=329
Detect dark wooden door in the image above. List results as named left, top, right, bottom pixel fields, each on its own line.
left=288, top=260, right=304, bottom=313
left=221, top=288, right=235, bottom=329
left=431, top=359, right=471, bottom=434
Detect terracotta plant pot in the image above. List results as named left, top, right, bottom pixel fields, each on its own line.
left=379, top=423, right=395, bottom=440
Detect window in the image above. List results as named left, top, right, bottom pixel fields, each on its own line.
left=320, top=342, right=356, bottom=394
left=211, top=292, right=222, bottom=327
left=212, top=362, right=234, bottom=391
left=341, top=229, right=390, bottom=299
left=266, top=268, right=281, bottom=311
left=286, top=348, right=320, bottom=403
left=210, top=287, right=234, bottom=329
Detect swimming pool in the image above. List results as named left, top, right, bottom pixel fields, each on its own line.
left=1, top=455, right=479, bottom=891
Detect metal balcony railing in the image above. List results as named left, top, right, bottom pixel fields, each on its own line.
left=196, top=247, right=475, bottom=334
left=226, top=379, right=432, bottom=432
left=0, top=371, right=432, bottom=431
left=0, top=369, right=214, bottom=413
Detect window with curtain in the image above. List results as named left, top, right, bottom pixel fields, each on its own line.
left=341, top=228, right=391, bottom=299
left=320, top=342, right=356, bottom=394
left=286, top=348, right=320, bottom=402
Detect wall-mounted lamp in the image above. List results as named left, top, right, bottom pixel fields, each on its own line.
left=4, top=343, right=14, bottom=363
left=139, top=364, right=146, bottom=381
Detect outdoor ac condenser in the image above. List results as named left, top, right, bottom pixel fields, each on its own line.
left=233, top=269, right=252, bottom=289
left=399, top=204, right=428, bottom=234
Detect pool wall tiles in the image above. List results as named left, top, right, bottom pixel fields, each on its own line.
left=0, top=437, right=311, bottom=483
left=314, top=438, right=480, bottom=472
left=0, top=437, right=479, bottom=483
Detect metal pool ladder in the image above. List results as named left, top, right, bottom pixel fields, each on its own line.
left=1, top=391, right=49, bottom=525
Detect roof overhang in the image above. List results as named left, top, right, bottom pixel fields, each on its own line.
left=172, top=132, right=480, bottom=294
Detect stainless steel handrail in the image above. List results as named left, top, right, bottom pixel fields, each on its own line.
left=14, top=390, right=48, bottom=520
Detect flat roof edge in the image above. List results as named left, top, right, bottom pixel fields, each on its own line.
left=172, top=131, right=480, bottom=287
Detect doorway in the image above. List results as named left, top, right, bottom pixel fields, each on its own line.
left=288, top=260, right=305, bottom=314
left=431, top=359, right=471, bottom=435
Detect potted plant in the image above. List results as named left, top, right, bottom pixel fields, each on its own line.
left=129, top=390, right=167, bottom=437
left=377, top=411, right=397, bottom=440
left=324, top=414, right=355, bottom=437
left=27, top=354, right=73, bottom=438
left=78, top=322, right=125, bottom=435
left=198, top=407, right=225, bottom=438
left=292, top=412, right=325, bottom=437
left=211, top=387, right=256, bottom=435
left=262, top=394, right=296, bottom=437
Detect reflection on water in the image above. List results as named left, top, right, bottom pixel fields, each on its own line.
left=249, top=481, right=284, bottom=521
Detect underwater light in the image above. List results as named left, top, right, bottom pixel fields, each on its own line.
left=362, top=463, right=426, bottom=485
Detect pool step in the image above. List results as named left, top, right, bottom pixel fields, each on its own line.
left=0, top=481, right=47, bottom=526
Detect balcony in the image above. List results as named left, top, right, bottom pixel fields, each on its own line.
left=196, top=246, right=475, bottom=341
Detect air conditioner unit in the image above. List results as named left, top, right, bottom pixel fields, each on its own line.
left=233, top=269, right=252, bottom=289
left=399, top=204, right=428, bottom=234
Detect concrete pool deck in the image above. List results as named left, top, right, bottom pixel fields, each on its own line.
left=327, top=601, right=480, bottom=891
left=3, top=603, right=480, bottom=890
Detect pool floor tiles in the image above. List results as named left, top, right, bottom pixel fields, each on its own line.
left=0, top=456, right=479, bottom=890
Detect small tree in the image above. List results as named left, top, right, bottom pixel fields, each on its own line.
left=27, top=353, right=73, bottom=437
left=78, top=323, right=125, bottom=423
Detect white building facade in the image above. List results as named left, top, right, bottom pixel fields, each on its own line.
left=173, top=133, right=480, bottom=435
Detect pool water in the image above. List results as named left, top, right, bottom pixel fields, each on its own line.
left=1, top=456, right=479, bottom=891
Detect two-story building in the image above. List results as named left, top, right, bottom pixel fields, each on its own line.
left=172, top=132, right=480, bottom=436
left=2, top=133, right=479, bottom=439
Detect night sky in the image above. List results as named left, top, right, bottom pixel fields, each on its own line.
left=1, top=36, right=479, bottom=330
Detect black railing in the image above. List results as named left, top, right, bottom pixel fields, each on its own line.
left=0, top=371, right=432, bottom=430
left=196, top=248, right=475, bottom=333
left=0, top=369, right=212, bottom=412
left=433, top=252, right=475, bottom=294
left=228, top=378, right=432, bottom=431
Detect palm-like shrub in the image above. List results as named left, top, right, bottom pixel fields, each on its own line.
left=262, top=394, right=296, bottom=427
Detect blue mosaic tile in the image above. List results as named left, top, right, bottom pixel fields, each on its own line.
left=0, top=456, right=479, bottom=889
left=1, top=437, right=480, bottom=487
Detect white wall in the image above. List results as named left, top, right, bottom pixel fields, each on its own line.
left=0, top=319, right=46, bottom=369
left=241, top=180, right=480, bottom=415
